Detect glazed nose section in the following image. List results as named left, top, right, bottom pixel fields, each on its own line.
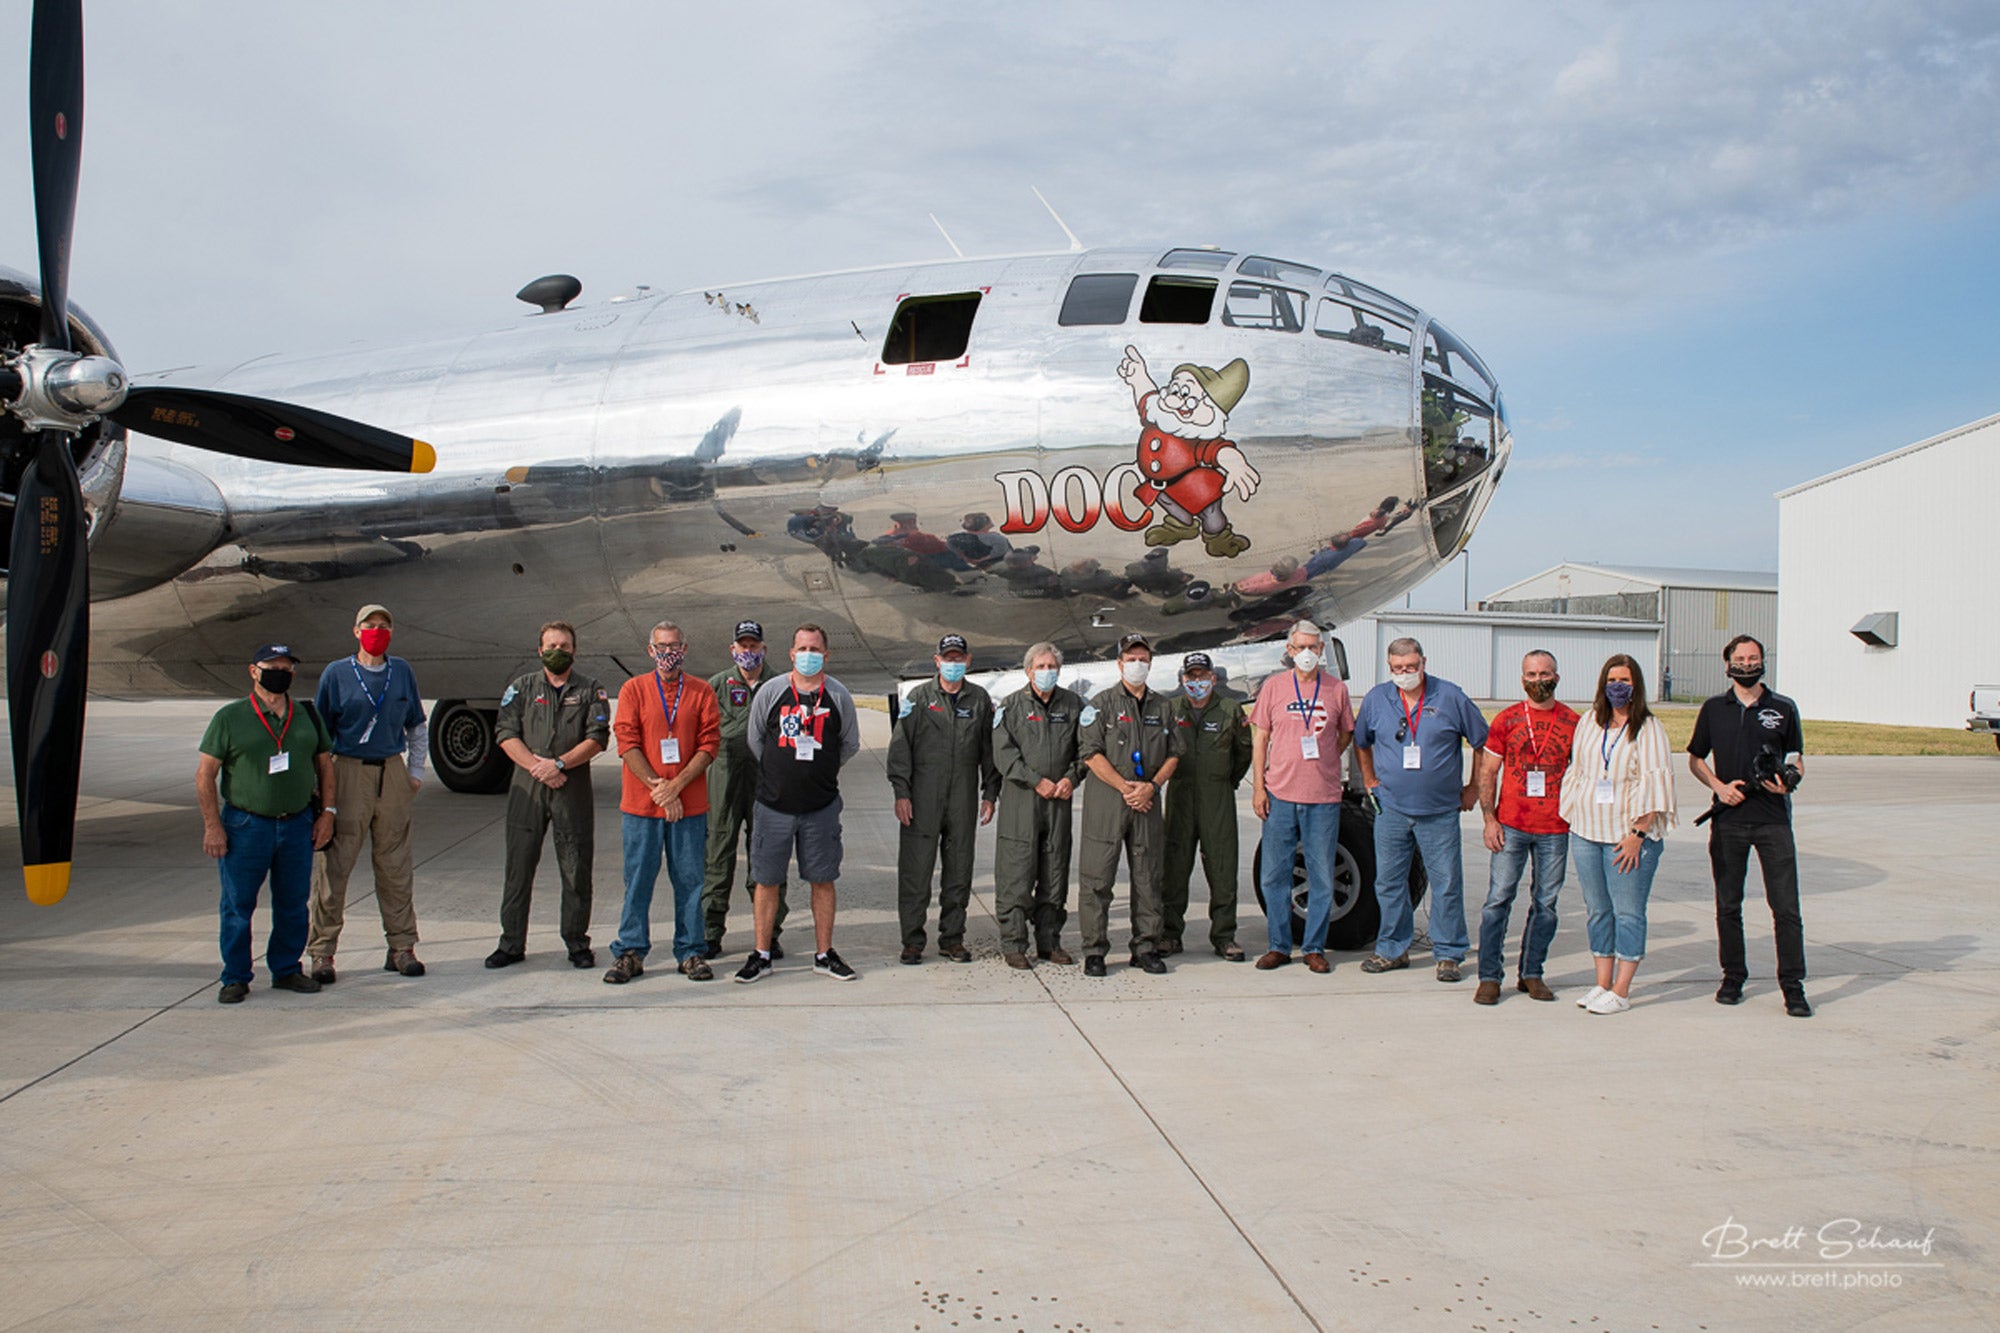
left=1417, top=319, right=1506, bottom=557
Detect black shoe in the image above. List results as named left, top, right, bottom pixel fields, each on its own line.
left=734, top=952, right=773, bottom=984
left=1716, top=980, right=1745, bottom=1005
left=384, top=948, right=426, bottom=977
left=1160, top=938, right=1184, bottom=956
left=568, top=947, right=596, bottom=969
left=899, top=948, right=924, bottom=965
left=485, top=948, right=526, bottom=969
left=218, top=982, right=250, bottom=1004
left=270, top=971, right=322, bottom=993
left=1129, top=952, right=1168, bottom=975
left=1083, top=955, right=1107, bottom=978
left=769, top=941, right=785, bottom=961
left=814, top=949, right=858, bottom=981
left=702, top=939, right=722, bottom=960
left=938, top=944, right=972, bottom=964
left=1784, top=989, right=1813, bottom=1018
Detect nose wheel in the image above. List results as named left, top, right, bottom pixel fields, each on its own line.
left=429, top=698, right=509, bottom=793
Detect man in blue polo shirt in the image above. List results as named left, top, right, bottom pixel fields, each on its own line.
left=1354, top=636, right=1488, bottom=982
left=307, top=602, right=431, bottom=983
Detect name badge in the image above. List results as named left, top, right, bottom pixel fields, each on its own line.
left=1525, top=770, right=1546, bottom=798
left=1300, top=733, right=1321, bottom=760
left=1594, top=778, right=1615, bottom=805
left=1403, top=744, right=1422, bottom=770
left=268, top=751, right=290, bottom=775
left=357, top=717, right=376, bottom=746
left=794, top=736, right=819, bottom=761
left=660, top=736, right=681, bottom=766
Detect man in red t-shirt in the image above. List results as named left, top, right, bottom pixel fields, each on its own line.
left=1471, top=650, right=1580, bottom=1004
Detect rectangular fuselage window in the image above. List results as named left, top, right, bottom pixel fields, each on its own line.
left=1139, top=276, right=1217, bottom=324
left=1058, top=273, right=1140, bottom=326
left=882, top=292, right=983, bottom=364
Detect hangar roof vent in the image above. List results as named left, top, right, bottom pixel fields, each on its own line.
left=516, top=274, right=583, bottom=314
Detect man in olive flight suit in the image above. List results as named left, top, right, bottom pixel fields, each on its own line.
left=702, top=620, right=788, bottom=959
left=1161, top=652, right=1253, bottom=961
left=1077, top=632, right=1184, bottom=976
left=888, top=634, right=1001, bottom=964
left=488, top=620, right=612, bottom=969
left=992, top=642, right=1087, bottom=969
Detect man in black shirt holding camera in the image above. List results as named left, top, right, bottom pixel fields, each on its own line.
left=1688, top=635, right=1810, bottom=1017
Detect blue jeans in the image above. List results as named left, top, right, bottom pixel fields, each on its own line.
left=1372, top=805, right=1468, bottom=961
left=1260, top=796, right=1340, bottom=954
left=1478, top=827, right=1569, bottom=982
left=617, top=812, right=710, bottom=962
left=217, top=804, right=313, bottom=985
left=1572, top=835, right=1663, bottom=961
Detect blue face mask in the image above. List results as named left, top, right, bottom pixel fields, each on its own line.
left=1032, top=668, right=1059, bottom=693
left=1184, top=678, right=1214, bottom=701
left=795, top=649, right=825, bottom=676
left=1603, top=680, right=1634, bottom=709
left=939, top=660, right=968, bottom=683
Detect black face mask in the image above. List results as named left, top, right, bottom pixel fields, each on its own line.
left=258, top=667, right=294, bottom=694
left=1727, top=664, right=1764, bottom=687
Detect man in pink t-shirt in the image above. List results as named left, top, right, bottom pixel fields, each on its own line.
left=1248, top=620, right=1356, bottom=972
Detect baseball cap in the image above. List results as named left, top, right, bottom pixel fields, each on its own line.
left=733, top=620, right=764, bottom=642
left=251, top=643, right=301, bottom=664
left=1181, top=651, right=1214, bottom=674
left=1115, top=632, right=1151, bottom=654
left=354, top=603, right=392, bottom=626
left=937, top=634, right=969, bottom=656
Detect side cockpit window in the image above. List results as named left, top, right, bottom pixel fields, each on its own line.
left=1315, top=296, right=1410, bottom=354
left=1139, top=275, right=1217, bottom=324
left=882, top=292, right=983, bottom=364
left=1221, top=282, right=1304, bottom=332
left=1058, top=274, right=1140, bottom=326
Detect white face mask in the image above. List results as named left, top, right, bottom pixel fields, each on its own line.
left=1390, top=670, right=1423, bottom=691
left=1032, top=668, right=1059, bottom=693
left=1120, top=659, right=1151, bottom=687
left=1292, top=650, right=1320, bottom=674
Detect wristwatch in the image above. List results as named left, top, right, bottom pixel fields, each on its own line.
left=554, top=758, right=566, bottom=771
left=322, top=806, right=337, bottom=815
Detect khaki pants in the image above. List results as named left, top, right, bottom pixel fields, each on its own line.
left=308, top=753, right=419, bottom=956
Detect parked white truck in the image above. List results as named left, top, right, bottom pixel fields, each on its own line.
left=1970, top=686, right=2000, bottom=751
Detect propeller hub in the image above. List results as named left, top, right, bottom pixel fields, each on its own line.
left=1, top=344, right=128, bottom=432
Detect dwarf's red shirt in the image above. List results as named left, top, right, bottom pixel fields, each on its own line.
left=1133, top=391, right=1230, bottom=514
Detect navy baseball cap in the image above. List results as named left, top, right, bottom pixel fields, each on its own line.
left=937, top=634, right=969, bottom=655
left=251, top=643, right=301, bottom=664
left=1181, top=652, right=1214, bottom=674
left=733, top=620, right=764, bottom=642
left=1116, top=632, right=1152, bottom=654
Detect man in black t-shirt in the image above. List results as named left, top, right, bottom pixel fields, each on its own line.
left=737, top=623, right=863, bottom=983
left=1688, top=634, right=1811, bottom=1017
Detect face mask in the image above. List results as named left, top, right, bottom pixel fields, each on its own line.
left=732, top=647, right=765, bottom=673
left=257, top=667, right=294, bottom=695
left=540, top=648, right=575, bottom=674
left=938, top=660, right=968, bottom=684
left=651, top=644, right=686, bottom=674
left=1604, top=680, right=1634, bottom=709
left=1292, top=650, right=1320, bottom=674
left=1184, top=678, right=1214, bottom=701
left=795, top=649, right=826, bottom=677
left=357, top=626, right=392, bottom=656
left=1390, top=670, right=1423, bottom=691
left=1523, top=679, right=1556, bottom=703
left=1032, top=668, right=1059, bottom=693
left=1727, top=664, right=1764, bottom=687
left=1121, top=659, right=1150, bottom=687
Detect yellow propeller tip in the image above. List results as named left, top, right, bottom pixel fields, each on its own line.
left=24, top=862, right=71, bottom=905
left=410, top=439, right=437, bottom=474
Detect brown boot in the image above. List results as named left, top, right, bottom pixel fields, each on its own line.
left=1517, top=977, right=1556, bottom=1001
left=1037, top=947, right=1076, bottom=966
left=1475, top=980, right=1501, bottom=1005
left=1004, top=952, right=1032, bottom=970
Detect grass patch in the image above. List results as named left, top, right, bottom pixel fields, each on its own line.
left=1478, top=703, right=1996, bottom=757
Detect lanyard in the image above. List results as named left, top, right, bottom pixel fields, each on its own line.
left=653, top=671, right=684, bottom=731
left=251, top=695, right=293, bottom=752
left=790, top=682, right=823, bottom=714
left=1522, top=707, right=1558, bottom=763
left=1293, top=671, right=1322, bottom=734
left=1600, top=721, right=1620, bottom=775
left=1400, top=684, right=1425, bottom=742
left=350, top=657, right=388, bottom=716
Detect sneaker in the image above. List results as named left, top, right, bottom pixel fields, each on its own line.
left=814, top=949, right=858, bottom=981
left=1216, top=944, right=1246, bottom=962
left=1436, top=959, right=1463, bottom=984
left=485, top=947, right=527, bottom=969
left=1585, top=989, right=1631, bottom=1014
left=309, top=955, right=337, bottom=985
left=384, top=948, right=426, bottom=977
left=1359, top=952, right=1409, bottom=973
left=770, top=941, right=786, bottom=962
left=271, top=971, right=322, bottom=993
left=1577, top=984, right=1606, bottom=1009
left=604, top=953, right=643, bottom=985
left=679, top=955, right=714, bottom=982
left=218, top=982, right=250, bottom=1004
left=899, top=948, right=924, bottom=965
left=937, top=944, right=972, bottom=964
left=734, top=952, right=773, bottom=984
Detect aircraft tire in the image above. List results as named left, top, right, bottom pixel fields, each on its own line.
left=1252, top=800, right=1425, bottom=953
left=430, top=698, right=509, bottom=794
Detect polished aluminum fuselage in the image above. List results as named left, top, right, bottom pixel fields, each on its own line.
left=84, top=246, right=1510, bottom=696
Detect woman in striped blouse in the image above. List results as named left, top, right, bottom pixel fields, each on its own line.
left=1558, top=655, right=1677, bottom=1014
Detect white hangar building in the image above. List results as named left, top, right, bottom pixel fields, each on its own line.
left=1777, top=411, right=2000, bottom=729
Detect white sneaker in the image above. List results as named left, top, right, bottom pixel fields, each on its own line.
left=1585, top=989, right=1631, bottom=1014
left=1577, top=984, right=1606, bottom=1009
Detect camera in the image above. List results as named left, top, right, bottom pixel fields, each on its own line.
left=1752, top=743, right=1802, bottom=793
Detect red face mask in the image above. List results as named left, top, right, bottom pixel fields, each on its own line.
left=357, top=626, right=392, bottom=655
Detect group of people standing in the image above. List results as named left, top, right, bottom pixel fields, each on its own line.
left=197, top=606, right=1810, bottom=1017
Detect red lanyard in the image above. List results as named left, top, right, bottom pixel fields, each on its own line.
left=1400, top=685, right=1424, bottom=741
left=251, top=695, right=293, bottom=752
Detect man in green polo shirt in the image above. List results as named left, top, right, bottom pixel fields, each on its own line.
left=197, top=643, right=337, bottom=1004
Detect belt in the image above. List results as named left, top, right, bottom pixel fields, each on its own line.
left=335, top=754, right=389, bottom=767
left=226, top=803, right=313, bottom=821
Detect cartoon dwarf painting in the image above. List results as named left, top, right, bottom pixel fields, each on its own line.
left=1118, top=344, right=1262, bottom=558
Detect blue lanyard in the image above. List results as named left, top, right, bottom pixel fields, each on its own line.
left=350, top=657, right=388, bottom=715
left=1293, top=671, right=1322, bottom=735
left=1600, top=723, right=1619, bottom=774
left=653, top=671, right=683, bottom=731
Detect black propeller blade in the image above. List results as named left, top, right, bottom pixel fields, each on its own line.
left=112, top=387, right=437, bottom=474
left=29, top=0, right=82, bottom=353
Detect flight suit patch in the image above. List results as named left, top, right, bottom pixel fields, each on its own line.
left=729, top=683, right=748, bottom=706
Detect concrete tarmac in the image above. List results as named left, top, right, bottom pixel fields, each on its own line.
left=1, top=700, right=1995, bottom=1330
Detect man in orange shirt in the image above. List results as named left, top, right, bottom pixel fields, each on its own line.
left=607, top=621, right=722, bottom=983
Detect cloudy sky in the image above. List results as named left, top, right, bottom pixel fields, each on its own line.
left=5, top=0, right=1997, bottom=604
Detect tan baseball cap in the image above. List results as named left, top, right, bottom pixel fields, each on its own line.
left=354, top=603, right=393, bottom=626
